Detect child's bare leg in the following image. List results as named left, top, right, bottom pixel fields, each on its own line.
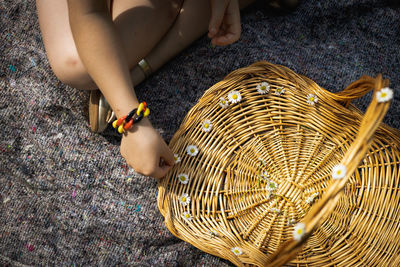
left=130, top=0, right=256, bottom=86
left=36, top=0, right=183, bottom=90
left=36, top=0, right=92, bottom=88
left=110, top=0, right=183, bottom=71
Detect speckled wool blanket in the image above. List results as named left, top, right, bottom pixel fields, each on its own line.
left=1, top=0, right=399, bottom=266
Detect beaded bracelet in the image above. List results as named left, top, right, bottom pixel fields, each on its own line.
left=112, top=102, right=150, bottom=133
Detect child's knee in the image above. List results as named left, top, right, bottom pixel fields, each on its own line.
left=151, top=0, right=183, bottom=24
left=49, top=54, right=94, bottom=90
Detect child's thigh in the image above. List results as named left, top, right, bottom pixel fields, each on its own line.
left=36, top=0, right=107, bottom=89
left=36, top=0, right=183, bottom=89
left=111, top=0, right=183, bottom=69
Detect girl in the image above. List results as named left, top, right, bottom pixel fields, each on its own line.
left=35, top=0, right=296, bottom=178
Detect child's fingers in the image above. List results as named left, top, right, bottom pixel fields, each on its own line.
left=223, top=0, right=241, bottom=44
left=152, top=143, right=174, bottom=178
left=160, top=163, right=172, bottom=176
left=210, top=0, right=241, bottom=46
left=161, top=142, right=175, bottom=167
left=211, top=25, right=240, bottom=46
left=228, top=1, right=241, bottom=37
left=212, top=30, right=240, bottom=46
left=154, top=161, right=172, bottom=179
left=152, top=166, right=168, bottom=179
left=208, top=0, right=230, bottom=38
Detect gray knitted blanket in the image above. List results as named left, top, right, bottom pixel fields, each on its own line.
left=1, top=0, right=399, bottom=266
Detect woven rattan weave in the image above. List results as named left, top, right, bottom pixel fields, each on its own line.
left=157, top=61, right=400, bottom=266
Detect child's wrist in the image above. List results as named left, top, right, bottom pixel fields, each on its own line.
left=122, top=117, right=153, bottom=138
left=113, top=101, right=140, bottom=119
left=112, top=102, right=150, bottom=134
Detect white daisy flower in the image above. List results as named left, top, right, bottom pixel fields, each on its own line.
left=219, top=97, right=229, bottom=108
left=306, top=94, right=318, bottom=105
left=202, top=119, right=213, bottom=132
left=305, top=196, right=314, bottom=204
left=179, top=193, right=191, bottom=206
left=376, top=87, right=394, bottom=103
left=275, top=87, right=286, bottom=96
left=174, top=154, right=181, bottom=164
left=260, top=171, right=270, bottom=181
left=258, top=157, right=267, bottom=166
left=231, top=247, right=243, bottom=256
left=306, top=192, right=319, bottom=204
left=293, top=223, right=306, bottom=241
left=332, top=164, right=347, bottom=180
left=270, top=207, right=281, bottom=214
left=209, top=229, right=219, bottom=238
left=177, top=173, right=189, bottom=184
left=182, top=211, right=193, bottom=221
left=186, top=145, right=199, bottom=157
left=267, top=180, right=278, bottom=192
left=256, top=82, right=270, bottom=94
left=227, top=90, right=242, bottom=104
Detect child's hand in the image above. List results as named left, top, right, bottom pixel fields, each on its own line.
left=208, top=0, right=241, bottom=46
left=120, top=118, right=175, bottom=178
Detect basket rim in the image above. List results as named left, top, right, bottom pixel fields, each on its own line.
left=157, top=61, right=399, bottom=266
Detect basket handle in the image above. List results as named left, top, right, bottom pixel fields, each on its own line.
left=320, top=75, right=390, bottom=107
left=267, top=75, right=393, bottom=266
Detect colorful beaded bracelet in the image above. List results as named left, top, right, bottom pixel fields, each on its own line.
left=112, top=102, right=150, bottom=133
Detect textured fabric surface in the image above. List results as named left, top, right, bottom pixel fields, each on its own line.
left=1, top=0, right=399, bottom=266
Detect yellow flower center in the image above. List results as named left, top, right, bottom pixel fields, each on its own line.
left=185, top=214, right=190, bottom=218
left=381, top=92, right=387, bottom=98
left=337, top=170, right=342, bottom=175
left=261, top=86, right=266, bottom=90
left=234, top=249, right=239, bottom=253
left=180, top=176, right=185, bottom=181
left=232, top=94, right=238, bottom=100
left=270, top=183, right=275, bottom=189
left=181, top=197, right=186, bottom=202
left=309, top=97, right=314, bottom=101
left=221, top=100, right=226, bottom=104
left=204, top=123, right=209, bottom=128
left=190, top=148, right=195, bottom=153
left=297, top=228, right=303, bottom=235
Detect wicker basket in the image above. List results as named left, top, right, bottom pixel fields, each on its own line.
left=157, top=61, right=400, bottom=266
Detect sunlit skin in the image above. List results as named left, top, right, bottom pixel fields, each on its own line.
left=36, top=0, right=255, bottom=178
